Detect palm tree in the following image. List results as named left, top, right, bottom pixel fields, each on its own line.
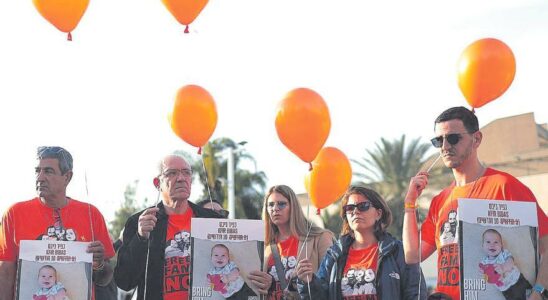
left=352, top=135, right=431, bottom=239
left=193, top=137, right=267, bottom=219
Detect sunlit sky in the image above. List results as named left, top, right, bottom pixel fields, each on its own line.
left=1, top=0, right=547, bottom=222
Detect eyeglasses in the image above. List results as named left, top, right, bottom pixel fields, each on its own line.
left=267, top=201, right=289, bottom=211
left=430, top=132, right=470, bottom=148
left=343, top=202, right=372, bottom=214
left=162, top=168, right=193, bottom=178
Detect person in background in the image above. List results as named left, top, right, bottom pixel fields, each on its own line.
left=296, top=185, right=426, bottom=300
left=248, top=184, right=334, bottom=300
left=197, top=198, right=229, bottom=219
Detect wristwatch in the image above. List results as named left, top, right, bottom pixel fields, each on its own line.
left=533, top=284, right=548, bottom=299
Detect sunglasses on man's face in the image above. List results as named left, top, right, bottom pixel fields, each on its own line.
left=430, top=133, right=470, bottom=148
left=343, top=201, right=372, bottom=214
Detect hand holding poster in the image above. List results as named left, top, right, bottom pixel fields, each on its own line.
left=16, top=240, right=93, bottom=300
left=459, top=199, right=538, bottom=300
left=191, top=218, right=264, bottom=300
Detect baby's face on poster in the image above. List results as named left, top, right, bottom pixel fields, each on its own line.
left=443, top=222, right=451, bottom=233
left=38, top=268, right=56, bottom=289
left=482, top=231, right=502, bottom=257
left=211, top=246, right=229, bottom=268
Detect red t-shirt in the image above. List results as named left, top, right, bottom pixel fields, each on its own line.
left=341, top=244, right=379, bottom=300
left=421, top=168, right=548, bottom=300
left=0, top=197, right=115, bottom=300
left=266, top=235, right=299, bottom=300
left=163, top=207, right=193, bottom=300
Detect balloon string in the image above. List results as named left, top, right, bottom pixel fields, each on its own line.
left=308, top=163, right=313, bottom=171
left=184, top=25, right=189, bottom=34
left=201, top=151, right=214, bottom=204
left=316, top=208, right=320, bottom=215
left=67, top=32, right=72, bottom=41
left=197, top=147, right=202, bottom=155
left=471, top=107, right=475, bottom=114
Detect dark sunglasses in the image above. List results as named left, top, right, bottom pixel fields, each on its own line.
left=430, top=133, right=469, bottom=148
left=343, top=202, right=372, bottom=214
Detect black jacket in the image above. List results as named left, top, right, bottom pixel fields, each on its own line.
left=297, top=233, right=427, bottom=300
left=114, top=201, right=220, bottom=300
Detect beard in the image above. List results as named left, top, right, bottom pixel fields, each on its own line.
left=443, top=142, right=473, bottom=169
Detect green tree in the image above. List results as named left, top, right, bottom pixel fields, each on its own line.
left=109, top=180, right=147, bottom=240
left=321, top=201, right=342, bottom=238
left=352, top=135, right=431, bottom=239
left=193, top=138, right=268, bottom=219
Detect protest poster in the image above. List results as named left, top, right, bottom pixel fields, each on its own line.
left=191, top=218, right=264, bottom=300
left=16, top=240, right=93, bottom=300
left=458, top=199, right=538, bottom=300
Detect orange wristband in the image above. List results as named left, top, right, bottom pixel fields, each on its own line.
left=404, top=202, right=417, bottom=209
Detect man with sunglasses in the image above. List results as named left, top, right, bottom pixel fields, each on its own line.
left=403, top=107, right=548, bottom=300
left=115, top=153, right=222, bottom=300
left=0, top=146, right=115, bottom=300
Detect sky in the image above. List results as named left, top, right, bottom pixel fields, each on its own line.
left=1, top=0, right=547, bottom=223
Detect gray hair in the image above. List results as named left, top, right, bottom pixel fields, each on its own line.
left=37, top=146, right=73, bottom=174
left=156, top=151, right=190, bottom=176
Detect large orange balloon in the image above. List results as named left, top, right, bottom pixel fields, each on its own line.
left=458, top=38, right=516, bottom=108
left=33, top=0, right=89, bottom=40
left=308, top=147, right=352, bottom=209
left=170, top=85, right=217, bottom=152
left=275, top=88, right=331, bottom=165
left=161, top=0, right=209, bottom=33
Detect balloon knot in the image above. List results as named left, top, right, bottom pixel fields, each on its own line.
left=184, top=25, right=189, bottom=34
left=471, top=107, right=476, bottom=114
left=197, top=147, right=202, bottom=155
left=67, top=32, right=72, bottom=41
left=316, top=208, right=321, bottom=215
left=308, top=163, right=313, bottom=171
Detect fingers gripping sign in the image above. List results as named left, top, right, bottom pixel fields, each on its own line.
left=138, top=207, right=160, bottom=239
left=86, top=240, right=106, bottom=268
left=247, top=270, right=273, bottom=295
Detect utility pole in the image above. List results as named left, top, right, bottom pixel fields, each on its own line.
left=227, top=147, right=235, bottom=218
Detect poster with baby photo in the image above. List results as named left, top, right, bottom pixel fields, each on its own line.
left=190, top=218, right=264, bottom=300
left=458, top=199, right=539, bottom=300
left=15, top=240, right=93, bottom=300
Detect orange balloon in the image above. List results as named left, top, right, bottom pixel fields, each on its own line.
left=170, top=85, right=217, bottom=150
left=275, top=88, right=331, bottom=164
left=308, top=147, right=352, bottom=209
left=33, top=0, right=89, bottom=38
left=162, top=0, right=209, bottom=32
left=457, top=38, right=516, bottom=108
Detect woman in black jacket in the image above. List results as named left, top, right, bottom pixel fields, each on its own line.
left=296, top=185, right=426, bottom=300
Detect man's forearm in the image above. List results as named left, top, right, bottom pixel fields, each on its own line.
left=0, top=261, right=16, bottom=300
left=403, top=208, right=420, bottom=264
left=93, top=260, right=114, bottom=286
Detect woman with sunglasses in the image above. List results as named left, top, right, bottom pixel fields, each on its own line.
left=296, top=185, right=426, bottom=300
left=248, top=185, right=334, bottom=300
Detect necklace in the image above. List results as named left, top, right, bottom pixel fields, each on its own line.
left=38, top=198, right=71, bottom=240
